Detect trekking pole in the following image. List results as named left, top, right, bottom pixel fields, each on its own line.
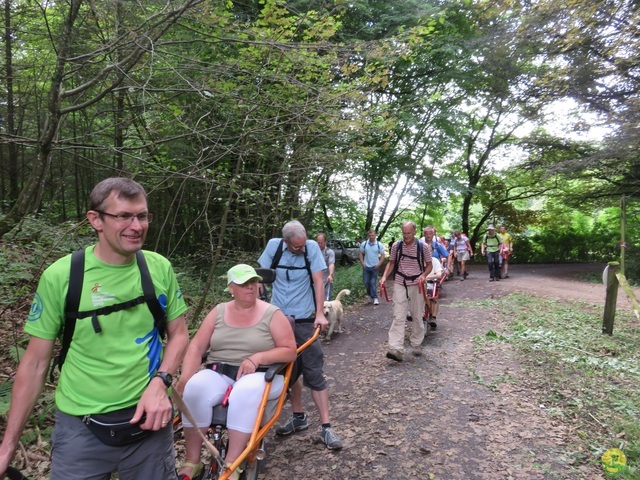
left=170, top=389, right=225, bottom=467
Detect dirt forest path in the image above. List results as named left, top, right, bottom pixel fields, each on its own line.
left=259, top=263, right=632, bottom=480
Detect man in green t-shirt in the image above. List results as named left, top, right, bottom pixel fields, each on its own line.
left=481, top=224, right=503, bottom=282
left=499, top=224, right=513, bottom=278
left=0, top=178, right=188, bottom=480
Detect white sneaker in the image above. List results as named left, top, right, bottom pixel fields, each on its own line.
left=373, top=298, right=379, bottom=305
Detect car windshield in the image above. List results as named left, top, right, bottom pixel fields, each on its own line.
left=342, top=241, right=359, bottom=248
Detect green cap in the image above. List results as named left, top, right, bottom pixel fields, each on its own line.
left=227, top=264, right=262, bottom=286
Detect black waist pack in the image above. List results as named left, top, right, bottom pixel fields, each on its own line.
left=82, top=406, right=150, bottom=447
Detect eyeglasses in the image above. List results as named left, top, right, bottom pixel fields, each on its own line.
left=286, top=240, right=306, bottom=252
left=95, top=210, right=153, bottom=224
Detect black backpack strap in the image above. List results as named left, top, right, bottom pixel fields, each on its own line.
left=303, top=246, right=316, bottom=311
left=270, top=239, right=285, bottom=271
left=269, top=239, right=316, bottom=312
left=136, top=251, right=167, bottom=339
left=50, top=250, right=167, bottom=382
left=50, top=249, right=85, bottom=382
left=392, top=240, right=403, bottom=277
left=393, top=240, right=426, bottom=283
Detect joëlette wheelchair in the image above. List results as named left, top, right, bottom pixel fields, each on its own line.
left=173, top=268, right=319, bottom=480
left=422, top=272, right=446, bottom=329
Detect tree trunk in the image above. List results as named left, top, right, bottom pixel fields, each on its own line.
left=0, top=0, right=82, bottom=237
left=3, top=0, right=18, bottom=206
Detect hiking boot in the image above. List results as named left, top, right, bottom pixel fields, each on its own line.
left=429, top=321, right=437, bottom=329
left=489, top=277, right=494, bottom=282
left=320, top=427, right=343, bottom=450
left=495, top=277, right=500, bottom=281
left=275, top=414, right=308, bottom=436
left=463, top=271, right=469, bottom=279
left=505, top=274, right=509, bottom=278
left=373, top=298, right=379, bottom=305
left=386, top=349, right=403, bottom=362
left=412, top=346, right=423, bottom=356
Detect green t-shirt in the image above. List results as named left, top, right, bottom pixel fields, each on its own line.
left=500, top=231, right=513, bottom=248
left=25, top=246, right=187, bottom=415
left=483, top=233, right=502, bottom=253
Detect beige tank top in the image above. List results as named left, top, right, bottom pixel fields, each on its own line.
left=206, top=302, right=279, bottom=366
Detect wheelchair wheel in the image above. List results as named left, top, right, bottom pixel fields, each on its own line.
left=243, top=459, right=260, bottom=480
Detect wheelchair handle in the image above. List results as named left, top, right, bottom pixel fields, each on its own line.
left=297, top=327, right=320, bottom=355
left=379, top=282, right=390, bottom=302
left=254, top=267, right=276, bottom=284
left=418, top=278, right=425, bottom=297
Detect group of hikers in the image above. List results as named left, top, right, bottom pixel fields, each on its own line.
left=0, top=176, right=514, bottom=480
left=357, top=222, right=513, bottom=362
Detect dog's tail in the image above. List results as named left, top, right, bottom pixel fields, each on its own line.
left=335, top=289, right=351, bottom=302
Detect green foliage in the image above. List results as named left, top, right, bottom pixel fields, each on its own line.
left=332, top=263, right=368, bottom=303
left=0, top=381, right=12, bottom=415
left=0, top=216, right=95, bottom=310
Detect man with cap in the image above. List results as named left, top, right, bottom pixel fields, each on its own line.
left=176, top=264, right=297, bottom=480
left=481, top=224, right=503, bottom=281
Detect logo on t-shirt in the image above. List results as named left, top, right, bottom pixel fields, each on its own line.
left=27, top=292, right=44, bottom=322
left=92, top=288, right=116, bottom=307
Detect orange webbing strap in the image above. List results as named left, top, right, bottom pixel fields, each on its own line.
left=221, top=328, right=321, bottom=479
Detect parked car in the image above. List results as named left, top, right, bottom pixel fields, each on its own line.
left=327, top=239, right=360, bottom=265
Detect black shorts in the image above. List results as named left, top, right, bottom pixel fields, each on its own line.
left=291, top=322, right=327, bottom=391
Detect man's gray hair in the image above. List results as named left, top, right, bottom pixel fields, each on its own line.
left=90, top=177, right=146, bottom=211
left=282, top=220, right=307, bottom=241
left=402, top=221, right=417, bottom=233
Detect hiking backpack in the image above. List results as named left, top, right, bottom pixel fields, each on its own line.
left=393, top=240, right=428, bottom=283
left=50, top=249, right=166, bottom=381
left=269, top=239, right=316, bottom=309
left=483, top=233, right=503, bottom=249
left=361, top=239, right=383, bottom=252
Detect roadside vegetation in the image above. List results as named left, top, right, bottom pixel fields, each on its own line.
left=469, top=294, right=639, bottom=478
left=2, top=224, right=639, bottom=478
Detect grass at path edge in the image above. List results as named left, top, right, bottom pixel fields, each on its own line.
left=460, top=294, right=639, bottom=478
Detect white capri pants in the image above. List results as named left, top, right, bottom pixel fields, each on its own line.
left=182, top=369, right=284, bottom=433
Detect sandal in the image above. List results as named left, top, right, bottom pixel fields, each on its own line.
left=223, top=463, right=243, bottom=480
left=178, top=461, right=204, bottom=480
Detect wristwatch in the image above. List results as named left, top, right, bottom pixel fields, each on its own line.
left=155, top=371, right=173, bottom=388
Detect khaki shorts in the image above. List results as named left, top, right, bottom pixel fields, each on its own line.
left=456, top=251, right=470, bottom=262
